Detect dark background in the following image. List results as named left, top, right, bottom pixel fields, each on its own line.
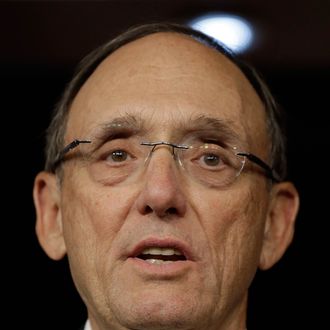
left=2, top=1, right=329, bottom=329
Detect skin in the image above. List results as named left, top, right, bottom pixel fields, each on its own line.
left=33, top=33, right=299, bottom=330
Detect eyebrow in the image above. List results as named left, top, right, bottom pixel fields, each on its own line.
left=88, top=113, right=241, bottom=149
left=89, top=113, right=147, bottom=150
left=177, top=115, right=240, bottom=141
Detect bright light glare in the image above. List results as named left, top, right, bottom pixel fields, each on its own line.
left=189, top=14, right=254, bottom=53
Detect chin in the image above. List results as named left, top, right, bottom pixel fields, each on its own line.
left=123, top=306, right=196, bottom=330
left=112, top=290, right=205, bottom=330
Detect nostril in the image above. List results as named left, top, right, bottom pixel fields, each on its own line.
left=166, top=207, right=177, bottom=215
left=144, top=205, right=153, bottom=214
left=142, top=205, right=178, bottom=216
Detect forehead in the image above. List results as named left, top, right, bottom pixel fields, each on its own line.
left=67, top=32, right=268, bottom=152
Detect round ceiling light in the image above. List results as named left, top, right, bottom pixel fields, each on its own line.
left=189, top=14, right=254, bottom=53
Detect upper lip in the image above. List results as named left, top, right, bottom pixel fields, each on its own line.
left=127, top=237, right=196, bottom=261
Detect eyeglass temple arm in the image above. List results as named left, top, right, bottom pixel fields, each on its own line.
left=237, top=152, right=280, bottom=183
left=51, top=139, right=92, bottom=172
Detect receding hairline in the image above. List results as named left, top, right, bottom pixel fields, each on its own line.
left=66, top=30, right=265, bottom=147
left=75, top=31, right=251, bottom=94
left=101, top=31, right=230, bottom=57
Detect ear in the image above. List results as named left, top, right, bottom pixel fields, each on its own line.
left=33, top=171, right=67, bottom=260
left=259, top=181, right=299, bottom=270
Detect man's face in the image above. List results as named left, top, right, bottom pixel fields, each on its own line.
left=59, top=33, right=271, bottom=329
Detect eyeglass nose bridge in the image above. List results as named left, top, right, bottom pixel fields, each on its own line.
left=140, top=141, right=189, bottom=165
left=141, top=141, right=189, bottom=156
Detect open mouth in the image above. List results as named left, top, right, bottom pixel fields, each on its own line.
left=136, top=247, right=187, bottom=265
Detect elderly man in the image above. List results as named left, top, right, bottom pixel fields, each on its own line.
left=33, top=23, right=299, bottom=330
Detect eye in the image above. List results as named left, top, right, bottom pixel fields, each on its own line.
left=109, top=150, right=128, bottom=162
left=188, top=144, right=230, bottom=170
left=201, top=153, right=221, bottom=167
left=93, top=138, right=139, bottom=165
left=105, top=149, right=132, bottom=163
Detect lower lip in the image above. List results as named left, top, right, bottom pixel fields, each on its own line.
left=127, top=257, right=195, bottom=278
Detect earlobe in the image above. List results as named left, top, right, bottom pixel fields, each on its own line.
left=259, top=182, right=300, bottom=270
left=33, top=171, right=67, bottom=260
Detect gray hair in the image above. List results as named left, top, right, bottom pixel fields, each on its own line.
left=45, top=22, right=287, bottom=180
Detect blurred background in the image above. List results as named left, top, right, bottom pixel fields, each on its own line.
left=2, top=1, right=329, bottom=329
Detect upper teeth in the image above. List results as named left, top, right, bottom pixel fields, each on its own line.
left=141, top=247, right=182, bottom=256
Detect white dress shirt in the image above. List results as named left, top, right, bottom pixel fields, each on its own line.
left=84, top=320, right=92, bottom=330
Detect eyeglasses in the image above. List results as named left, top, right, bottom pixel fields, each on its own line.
left=51, top=138, right=280, bottom=187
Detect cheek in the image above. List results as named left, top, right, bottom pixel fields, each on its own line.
left=61, top=182, right=134, bottom=246
left=59, top=179, right=139, bottom=309
left=201, top=183, right=268, bottom=243
left=194, top=184, right=268, bottom=294
left=60, top=179, right=134, bottom=263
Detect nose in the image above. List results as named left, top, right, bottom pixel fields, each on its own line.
left=135, top=148, right=187, bottom=218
